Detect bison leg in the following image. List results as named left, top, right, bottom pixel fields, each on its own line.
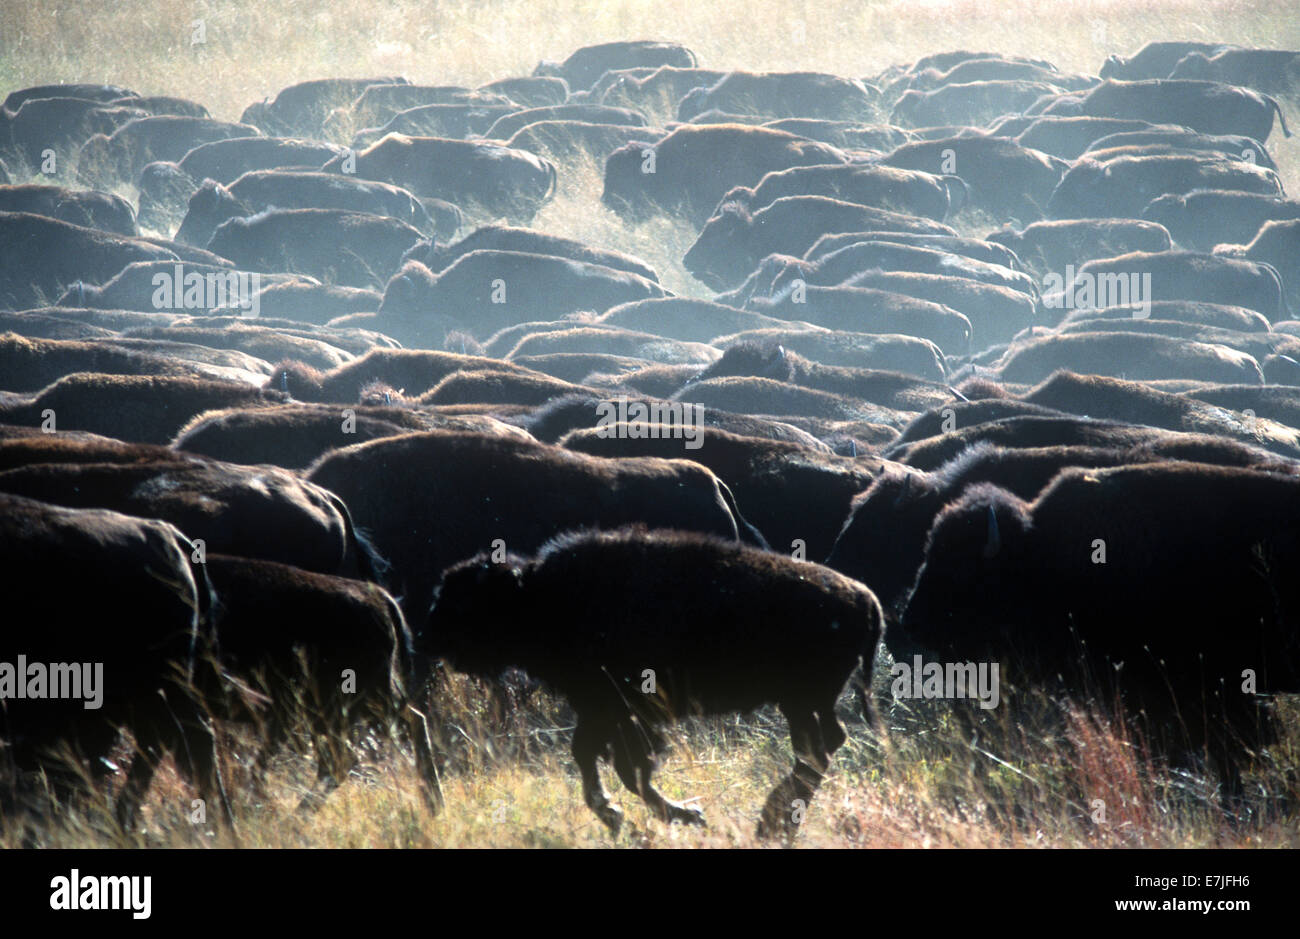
left=298, top=723, right=357, bottom=813
left=757, top=703, right=834, bottom=840
left=816, top=704, right=848, bottom=757
left=183, top=719, right=240, bottom=843
left=572, top=718, right=623, bottom=834
left=610, top=721, right=705, bottom=828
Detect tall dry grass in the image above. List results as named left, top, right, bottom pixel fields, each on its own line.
left=4, top=655, right=1297, bottom=848
left=3, top=0, right=1298, bottom=122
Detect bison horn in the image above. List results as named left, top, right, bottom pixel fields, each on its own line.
left=983, top=505, right=1001, bottom=559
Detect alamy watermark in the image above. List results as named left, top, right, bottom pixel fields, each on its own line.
left=595, top=396, right=705, bottom=450
left=0, top=656, right=103, bottom=709
left=151, top=264, right=261, bottom=317
left=50, top=870, right=150, bottom=919
left=1042, top=265, right=1152, bottom=319
left=890, top=655, right=1000, bottom=710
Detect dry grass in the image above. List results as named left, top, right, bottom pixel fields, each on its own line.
left=2, top=0, right=1299, bottom=847
left=5, top=656, right=1298, bottom=848
left=3, top=0, right=1298, bottom=120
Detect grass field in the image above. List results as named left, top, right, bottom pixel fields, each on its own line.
left=7, top=655, right=1299, bottom=849
left=1, top=0, right=1299, bottom=847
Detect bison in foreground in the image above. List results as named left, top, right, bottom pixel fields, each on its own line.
left=900, top=462, right=1300, bottom=792
left=425, top=527, right=882, bottom=837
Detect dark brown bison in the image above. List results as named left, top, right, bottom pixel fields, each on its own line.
left=376, top=251, right=665, bottom=343
left=0, top=372, right=285, bottom=443
left=601, top=124, right=852, bottom=226
left=0, top=457, right=380, bottom=579
left=425, top=527, right=882, bottom=837
left=0, top=211, right=176, bottom=310
left=198, top=554, right=441, bottom=815
left=900, top=462, right=1300, bottom=793
left=534, top=41, right=698, bottom=91
left=321, top=134, right=556, bottom=221
left=0, top=494, right=225, bottom=832
left=205, top=208, right=424, bottom=289
left=306, top=429, right=754, bottom=620
left=562, top=409, right=892, bottom=559
left=1042, top=79, right=1290, bottom=142
left=0, top=183, right=136, bottom=235
left=684, top=195, right=956, bottom=290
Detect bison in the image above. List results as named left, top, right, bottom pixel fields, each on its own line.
left=376, top=251, right=665, bottom=343
left=1041, top=79, right=1290, bottom=142
left=601, top=124, right=852, bottom=226
left=175, top=171, right=439, bottom=247
left=306, top=429, right=756, bottom=620
left=205, top=208, right=424, bottom=289
left=424, top=527, right=882, bottom=837
left=321, top=134, right=556, bottom=221
left=899, top=462, right=1300, bottom=792
left=1142, top=190, right=1300, bottom=251
left=534, top=41, right=698, bottom=92
left=684, top=195, right=956, bottom=291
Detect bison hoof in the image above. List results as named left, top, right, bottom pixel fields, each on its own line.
left=669, top=804, right=707, bottom=827
left=596, top=803, right=624, bottom=834
left=755, top=809, right=799, bottom=841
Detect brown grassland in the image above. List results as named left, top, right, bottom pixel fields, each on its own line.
left=1, top=0, right=1299, bottom=847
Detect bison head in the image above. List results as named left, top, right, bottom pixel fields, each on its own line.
left=1098, top=54, right=1126, bottom=80
left=377, top=260, right=436, bottom=319
left=424, top=555, right=528, bottom=677
left=899, top=483, right=1033, bottom=660
left=826, top=468, right=944, bottom=630
left=175, top=178, right=244, bottom=247
left=681, top=202, right=754, bottom=290
left=1168, top=52, right=1215, bottom=80
left=601, top=140, right=659, bottom=222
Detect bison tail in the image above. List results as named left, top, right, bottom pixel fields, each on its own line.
left=178, top=531, right=218, bottom=682
left=940, top=174, right=969, bottom=218
left=1267, top=94, right=1292, bottom=138
left=543, top=158, right=558, bottom=204
left=1259, top=260, right=1291, bottom=320
left=327, top=489, right=393, bottom=584
left=716, top=477, right=770, bottom=549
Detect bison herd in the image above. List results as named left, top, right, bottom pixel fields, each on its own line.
left=1, top=36, right=1299, bottom=842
